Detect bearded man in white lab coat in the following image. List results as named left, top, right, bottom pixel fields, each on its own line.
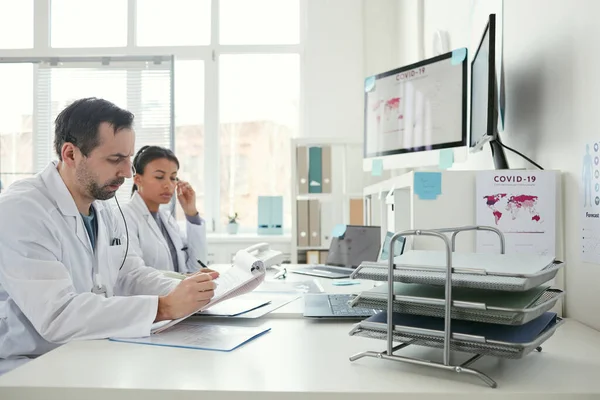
left=0, top=97, right=217, bottom=374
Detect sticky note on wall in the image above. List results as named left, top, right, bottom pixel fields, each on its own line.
left=451, top=48, right=467, bottom=65
left=414, top=172, right=442, bottom=200
left=371, top=159, right=383, bottom=176
left=438, top=149, right=454, bottom=170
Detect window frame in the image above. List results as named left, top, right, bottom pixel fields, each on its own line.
left=0, top=0, right=305, bottom=234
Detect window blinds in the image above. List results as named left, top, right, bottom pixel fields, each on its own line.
left=34, top=56, right=174, bottom=205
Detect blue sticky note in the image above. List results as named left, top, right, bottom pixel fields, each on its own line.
left=365, top=76, right=376, bottom=92
left=332, top=280, right=361, bottom=286
left=438, top=149, right=454, bottom=170
left=451, top=48, right=467, bottom=65
left=371, top=159, right=383, bottom=176
left=331, top=224, right=347, bottom=238
left=414, top=172, right=442, bottom=200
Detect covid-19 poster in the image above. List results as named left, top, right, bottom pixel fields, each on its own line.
left=476, top=170, right=556, bottom=257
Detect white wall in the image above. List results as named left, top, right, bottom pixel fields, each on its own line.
left=362, top=0, right=398, bottom=77
left=303, top=0, right=364, bottom=141
left=362, top=0, right=422, bottom=77
left=421, top=0, right=599, bottom=330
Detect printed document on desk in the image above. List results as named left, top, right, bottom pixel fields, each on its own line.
left=198, top=297, right=271, bottom=317
left=198, top=292, right=302, bottom=318
left=152, top=250, right=266, bottom=333
left=111, top=321, right=271, bottom=352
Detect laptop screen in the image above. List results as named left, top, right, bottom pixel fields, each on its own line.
left=325, top=225, right=381, bottom=268
left=378, top=231, right=406, bottom=261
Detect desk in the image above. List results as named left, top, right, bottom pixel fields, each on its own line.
left=1, top=319, right=600, bottom=399
left=1, top=270, right=600, bottom=399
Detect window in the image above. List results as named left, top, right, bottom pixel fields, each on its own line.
left=173, top=60, right=206, bottom=223
left=34, top=59, right=173, bottom=204
left=219, top=54, right=298, bottom=231
left=0, top=0, right=33, bottom=49
left=136, top=0, right=211, bottom=46
left=51, top=0, right=127, bottom=48
left=219, top=0, right=300, bottom=44
left=0, top=63, right=34, bottom=191
left=0, top=1, right=302, bottom=234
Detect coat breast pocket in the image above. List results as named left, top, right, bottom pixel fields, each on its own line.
left=108, top=244, right=126, bottom=269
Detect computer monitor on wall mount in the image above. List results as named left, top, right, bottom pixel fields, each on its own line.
left=362, top=49, right=468, bottom=172
left=469, top=13, right=509, bottom=170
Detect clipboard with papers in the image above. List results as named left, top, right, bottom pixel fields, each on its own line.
left=110, top=250, right=272, bottom=352
left=152, top=249, right=268, bottom=334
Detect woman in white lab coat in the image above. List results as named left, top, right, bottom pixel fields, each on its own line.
left=122, top=146, right=208, bottom=274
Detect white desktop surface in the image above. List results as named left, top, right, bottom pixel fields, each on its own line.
left=1, top=267, right=600, bottom=399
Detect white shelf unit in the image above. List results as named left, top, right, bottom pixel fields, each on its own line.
left=362, top=169, right=565, bottom=315
left=290, top=137, right=366, bottom=264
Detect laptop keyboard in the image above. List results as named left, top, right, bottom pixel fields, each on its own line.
left=328, top=294, right=376, bottom=316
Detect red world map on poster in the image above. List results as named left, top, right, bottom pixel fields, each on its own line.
left=483, top=194, right=542, bottom=225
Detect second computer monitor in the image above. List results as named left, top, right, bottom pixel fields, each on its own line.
left=363, top=49, right=468, bottom=171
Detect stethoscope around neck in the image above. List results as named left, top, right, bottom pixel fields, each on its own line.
left=90, top=164, right=135, bottom=296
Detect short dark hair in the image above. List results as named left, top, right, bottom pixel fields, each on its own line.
left=54, top=97, right=134, bottom=161
left=132, top=145, right=180, bottom=194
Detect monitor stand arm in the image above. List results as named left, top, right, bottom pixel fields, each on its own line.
left=489, top=138, right=509, bottom=170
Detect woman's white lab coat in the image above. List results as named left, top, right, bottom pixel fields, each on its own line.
left=121, top=191, right=207, bottom=274
left=0, top=162, right=178, bottom=374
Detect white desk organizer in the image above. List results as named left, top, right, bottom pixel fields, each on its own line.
left=348, top=225, right=566, bottom=388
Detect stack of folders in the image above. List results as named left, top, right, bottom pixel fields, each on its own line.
left=352, top=282, right=561, bottom=343
left=350, top=251, right=566, bottom=355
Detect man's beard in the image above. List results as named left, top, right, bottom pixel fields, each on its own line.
left=76, top=163, right=125, bottom=201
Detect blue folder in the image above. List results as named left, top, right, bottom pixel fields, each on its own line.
left=366, top=311, right=557, bottom=343
left=109, top=323, right=271, bottom=352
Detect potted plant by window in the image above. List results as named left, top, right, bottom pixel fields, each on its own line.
left=227, top=212, right=239, bottom=234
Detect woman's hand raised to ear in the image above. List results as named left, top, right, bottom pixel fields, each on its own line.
left=176, top=180, right=198, bottom=217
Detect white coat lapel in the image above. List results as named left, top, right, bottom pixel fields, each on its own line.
left=41, top=161, right=92, bottom=254
left=161, top=211, right=186, bottom=270
left=131, top=191, right=171, bottom=265
left=131, top=191, right=165, bottom=244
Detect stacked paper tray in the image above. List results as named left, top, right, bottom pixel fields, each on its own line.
left=348, top=316, right=564, bottom=360
left=352, top=251, right=564, bottom=292
left=350, top=288, right=564, bottom=326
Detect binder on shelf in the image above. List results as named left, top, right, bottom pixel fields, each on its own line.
left=308, top=199, right=321, bottom=246
left=297, top=199, right=309, bottom=247
left=321, top=145, right=332, bottom=193
left=308, top=146, right=322, bottom=193
left=320, top=201, right=333, bottom=247
left=258, top=196, right=283, bottom=235
left=319, top=250, right=329, bottom=264
left=297, top=146, right=309, bottom=194
left=306, top=250, right=320, bottom=264
left=349, top=198, right=363, bottom=225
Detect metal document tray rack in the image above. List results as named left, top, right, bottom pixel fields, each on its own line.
left=349, top=316, right=564, bottom=360
left=347, top=225, right=566, bottom=389
left=350, top=288, right=564, bottom=326
left=351, top=260, right=563, bottom=292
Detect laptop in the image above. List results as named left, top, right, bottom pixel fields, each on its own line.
left=303, top=231, right=406, bottom=319
left=292, top=225, right=382, bottom=279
